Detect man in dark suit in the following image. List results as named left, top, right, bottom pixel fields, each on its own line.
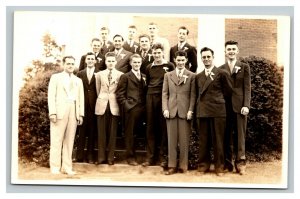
left=138, top=34, right=154, bottom=74
left=78, top=38, right=105, bottom=71
left=76, top=52, right=100, bottom=163
left=99, top=27, right=114, bottom=56
left=142, top=43, right=175, bottom=168
left=162, top=50, right=196, bottom=175
left=170, top=26, right=198, bottom=73
left=219, top=40, right=251, bottom=175
left=116, top=54, right=147, bottom=166
left=122, top=25, right=140, bottom=54
left=113, top=34, right=133, bottom=73
left=195, top=47, right=232, bottom=176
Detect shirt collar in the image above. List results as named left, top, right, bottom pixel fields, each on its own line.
left=131, top=69, right=140, bottom=76
left=178, top=41, right=187, bottom=49
left=228, top=59, right=237, bottom=66
left=176, top=68, right=185, bottom=76
left=151, top=59, right=168, bottom=67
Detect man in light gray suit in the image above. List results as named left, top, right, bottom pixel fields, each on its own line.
left=95, top=52, right=123, bottom=165
left=162, top=50, right=196, bottom=175
left=48, top=56, right=84, bottom=175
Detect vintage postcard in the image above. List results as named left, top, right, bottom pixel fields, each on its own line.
left=11, top=11, right=290, bottom=188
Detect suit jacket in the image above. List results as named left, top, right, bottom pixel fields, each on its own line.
left=78, top=53, right=105, bottom=71
left=138, top=48, right=154, bottom=74
left=116, top=71, right=147, bottom=111
left=195, top=66, right=232, bottom=118
left=94, top=69, right=123, bottom=116
left=115, top=49, right=133, bottom=73
left=77, top=67, right=100, bottom=114
left=48, top=72, right=84, bottom=120
left=162, top=69, right=196, bottom=119
left=100, top=41, right=114, bottom=56
left=123, top=41, right=140, bottom=54
left=219, top=61, right=251, bottom=113
left=170, top=42, right=198, bottom=73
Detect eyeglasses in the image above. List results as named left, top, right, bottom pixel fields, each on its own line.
left=202, top=56, right=211, bottom=59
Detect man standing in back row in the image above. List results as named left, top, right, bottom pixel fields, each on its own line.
left=219, top=40, right=251, bottom=175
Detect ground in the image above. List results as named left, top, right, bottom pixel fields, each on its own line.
left=16, top=160, right=284, bottom=188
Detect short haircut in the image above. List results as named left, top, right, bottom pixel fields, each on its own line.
left=128, top=25, right=137, bottom=29
left=152, top=43, right=164, bottom=51
left=200, top=47, right=214, bottom=56
left=178, top=26, right=189, bottom=35
left=113, top=34, right=124, bottom=41
left=91, top=38, right=101, bottom=43
left=225, top=40, right=239, bottom=47
left=105, top=52, right=116, bottom=59
left=138, top=34, right=150, bottom=41
left=148, top=22, right=157, bottom=26
left=86, top=52, right=96, bottom=59
left=62, top=56, right=75, bottom=63
left=174, top=50, right=187, bottom=58
left=100, top=27, right=110, bottom=32
left=129, top=53, right=142, bottom=62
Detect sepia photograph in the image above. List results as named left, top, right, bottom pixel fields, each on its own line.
left=11, top=10, right=290, bottom=188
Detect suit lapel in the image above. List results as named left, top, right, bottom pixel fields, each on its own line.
left=170, top=70, right=179, bottom=85
left=89, top=68, right=99, bottom=85
left=128, top=71, right=139, bottom=85
left=178, top=70, right=189, bottom=85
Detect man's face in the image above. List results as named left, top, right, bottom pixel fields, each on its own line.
left=174, top=56, right=187, bottom=70
left=113, top=36, right=124, bottom=50
left=128, top=28, right=137, bottom=40
left=91, top=40, right=101, bottom=54
left=130, top=57, right=142, bottom=71
left=105, top=56, right=117, bottom=70
left=148, top=24, right=158, bottom=36
left=201, top=50, right=214, bottom=68
left=100, top=29, right=109, bottom=42
left=152, top=48, right=164, bottom=62
left=63, top=58, right=76, bottom=74
left=85, top=54, right=96, bottom=68
left=139, top=36, right=150, bottom=51
left=177, top=29, right=188, bottom=43
left=225, top=44, right=239, bottom=60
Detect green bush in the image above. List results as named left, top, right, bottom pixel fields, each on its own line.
left=18, top=65, right=60, bottom=167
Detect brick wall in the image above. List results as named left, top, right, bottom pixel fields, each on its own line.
left=225, top=19, right=277, bottom=62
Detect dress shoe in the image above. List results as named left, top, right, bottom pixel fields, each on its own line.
left=164, top=168, right=177, bottom=175
left=128, top=160, right=138, bottom=166
left=62, top=169, right=76, bottom=176
left=142, top=161, right=151, bottom=167
left=216, top=172, right=225, bottom=177
left=88, top=160, right=94, bottom=164
left=108, top=160, right=114, bottom=165
left=160, top=161, right=168, bottom=168
left=50, top=169, right=60, bottom=175
left=177, top=168, right=187, bottom=173
left=239, top=167, right=246, bottom=175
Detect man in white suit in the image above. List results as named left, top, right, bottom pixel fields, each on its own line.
left=95, top=52, right=123, bottom=165
left=48, top=56, right=84, bottom=175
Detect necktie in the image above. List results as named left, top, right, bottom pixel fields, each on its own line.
left=206, top=69, right=210, bottom=77
left=142, top=51, right=146, bottom=59
left=178, top=70, right=182, bottom=81
left=229, top=62, right=234, bottom=73
left=88, top=69, right=93, bottom=83
left=136, top=71, right=141, bottom=80
left=108, top=69, right=112, bottom=85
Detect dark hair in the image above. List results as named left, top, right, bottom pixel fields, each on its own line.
left=138, top=34, right=150, bottom=41
left=200, top=47, right=214, bottom=56
left=62, top=56, right=75, bottom=63
left=128, top=25, right=137, bottom=29
left=85, top=52, right=96, bottom=59
left=178, top=26, right=189, bottom=35
left=91, top=38, right=101, bottom=43
left=148, top=22, right=157, bottom=26
left=129, top=53, right=142, bottom=62
left=152, top=43, right=164, bottom=51
left=105, top=52, right=116, bottom=59
left=113, top=34, right=124, bottom=41
left=225, top=40, right=238, bottom=47
left=100, top=27, right=109, bottom=32
left=175, top=50, right=187, bottom=58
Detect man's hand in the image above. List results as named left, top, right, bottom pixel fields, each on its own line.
left=187, top=111, right=193, bottom=120
left=50, top=115, right=57, bottom=123
left=241, top=107, right=249, bottom=115
left=163, top=110, right=170, bottom=119
left=78, top=116, right=83, bottom=125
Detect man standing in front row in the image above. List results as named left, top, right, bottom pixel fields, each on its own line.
left=116, top=54, right=147, bottom=166
left=195, top=47, right=232, bottom=176
left=162, top=50, right=196, bottom=175
left=219, top=40, right=251, bottom=175
left=48, top=56, right=84, bottom=175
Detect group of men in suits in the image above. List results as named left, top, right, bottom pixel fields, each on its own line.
left=47, top=20, right=250, bottom=177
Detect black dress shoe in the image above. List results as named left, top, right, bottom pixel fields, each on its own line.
left=142, top=162, right=151, bottom=167
left=160, top=161, right=167, bottom=168
left=165, top=168, right=177, bottom=175
left=177, top=168, right=187, bottom=173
